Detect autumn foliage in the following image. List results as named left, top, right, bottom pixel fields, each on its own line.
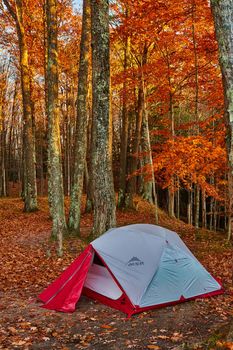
left=0, top=0, right=233, bottom=348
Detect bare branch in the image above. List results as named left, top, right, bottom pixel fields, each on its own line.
left=2, top=0, right=17, bottom=22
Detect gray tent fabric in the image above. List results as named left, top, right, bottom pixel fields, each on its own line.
left=84, top=264, right=122, bottom=300
left=92, top=224, right=222, bottom=307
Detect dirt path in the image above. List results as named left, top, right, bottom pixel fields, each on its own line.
left=0, top=198, right=232, bottom=350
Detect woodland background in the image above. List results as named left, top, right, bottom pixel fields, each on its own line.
left=0, top=0, right=231, bottom=238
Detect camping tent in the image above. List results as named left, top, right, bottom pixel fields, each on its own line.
left=38, top=224, right=223, bottom=317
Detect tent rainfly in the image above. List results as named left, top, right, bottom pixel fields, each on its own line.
left=38, top=224, right=223, bottom=317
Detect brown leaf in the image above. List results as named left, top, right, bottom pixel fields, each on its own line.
left=216, top=341, right=233, bottom=350
left=101, top=324, right=112, bottom=329
left=157, top=335, right=169, bottom=339
left=8, top=327, right=18, bottom=335
left=12, top=340, right=26, bottom=346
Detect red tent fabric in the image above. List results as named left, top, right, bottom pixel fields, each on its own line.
left=38, top=244, right=135, bottom=315
left=38, top=245, right=93, bottom=312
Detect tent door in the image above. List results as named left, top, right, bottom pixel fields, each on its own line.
left=84, top=254, right=122, bottom=300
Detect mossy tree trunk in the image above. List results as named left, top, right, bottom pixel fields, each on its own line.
left=90, top=0, right=116, bottom=238
left=3, top=0, right=38, bottom=212
left=68, top=0, right=91, bottom=235
left=210, top=0, right=233, bottom=240
left=46, top=0, right=67, bottom=255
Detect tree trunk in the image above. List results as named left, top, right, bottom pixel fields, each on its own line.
left=213, top=199, right=217, bottom=232
left=3, top=0, right=38, bottom=211
left=141, top=105, right=154, bottom=203
left=176, top=177, right=180, bottom=220
left=0, top=67, right=7, bottom=197
left=187, top=187, right=193, bottom=225
left=191, top=0, right=199, bottom=134
left=118, top=24, right=130, bottom=208
left=125, top=85, right=144, bottom=209
left=210, top=0, right=233, bottom=241
left=84, top=160, right=93, bottom=212
left=68, top=0, right=91, bottom=234
left=46, top=0, right=67, bottom=255
left=202, top=189, right=207, bottom=229
left=85, top=99, right=93, bottom=213
left=168, top=186, right=175, bottom=218
left=168, top=72, right=175, bottom=218
left=194, top=184, right=200, bottom=229
left=125, top=46, right=148, bottom=209
left=90, top=0, right=116, bottom=238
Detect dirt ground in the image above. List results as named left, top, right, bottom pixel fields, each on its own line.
left=0, top=197, right=232, bottom=350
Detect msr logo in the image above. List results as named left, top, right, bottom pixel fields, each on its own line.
left=127, top=257, right=144, bottom=267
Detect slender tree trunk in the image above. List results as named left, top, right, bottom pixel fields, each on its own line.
left=202, top=189, right=207, bottom=229
left=85, top=99, right=93, bottom=213
left=125, top=45, right=148, bottom=209
left=213, top=199, right=217, bottom=231
left=168, top=187, right=175, bottom=218
left=84, top=160, right=93, bottom=212
left=3, top=0, right=38, bottom=211
left=168, top=71, right=175, bottom=218
left=191, top=0, right=199, bottom=134
left=141, top=102, right=154, bottom=204
left=188, top=187, right=193, bottom=225
left=140, top=99, right=159, bottom=223
left=168, top=92, right=175, bottom=218
left=0, top=70, right=7, bottom=197
left=176, top=177, right=180, bottom=220
left=90, top=0, right=116, bottom=237
left=0, top=121, right=7, bottom=197
left=210, top=0, right=233, bottom=241
left=194, top=184, right=200, bottom=229
left=118, top=25, right=130, bottom=208
left=46, top=0, right=67, bottom=255
left=68, top=0, right=91, bottom=234
left=224, top=172, right=228, bottom=231
left=209, top=180, right=214, bottom=231
left=125, top=83, right=144, bottom=208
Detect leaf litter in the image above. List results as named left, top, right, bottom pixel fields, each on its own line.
left=0, top=197, right=232, bottom=349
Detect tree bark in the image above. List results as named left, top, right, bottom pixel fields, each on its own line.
left=210, top=0, right=233, bottom=240
left=68, top=0, right=91, bottom=234
left=90, top=0, right=116, bottom=238
left=176, top=177, right=180, bottom=220
left=46, top=0, right=67, bottom=255
left=202, top=189, right=207, bottom=229
left=187, top=186, right=193, bottom=225
left=118, top=19, right=130, bottom=209
left=0, top=65, right=7, bottom=197
left=125, top=44, right=148, bottom=209
left=194, top=184, right=200, bottom=229
left=168, top=63, right=175, bottom=218
left=3, top=0, right=38, bottom=211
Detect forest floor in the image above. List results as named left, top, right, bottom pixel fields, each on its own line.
left=0, top=197, right=232, bottom=350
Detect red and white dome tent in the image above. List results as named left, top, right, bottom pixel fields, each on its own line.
left=38, top=224, right=223, bottom=317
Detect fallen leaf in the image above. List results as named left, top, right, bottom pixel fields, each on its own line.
left=101, top=324, right=112, bottom=329
left=157, top=335, right=169, bottom=339
left=12, top=340, right=26, bottom=346
left=171, top=332, right=183, bottom=342
left=216, top=341, right=233, bottom=350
